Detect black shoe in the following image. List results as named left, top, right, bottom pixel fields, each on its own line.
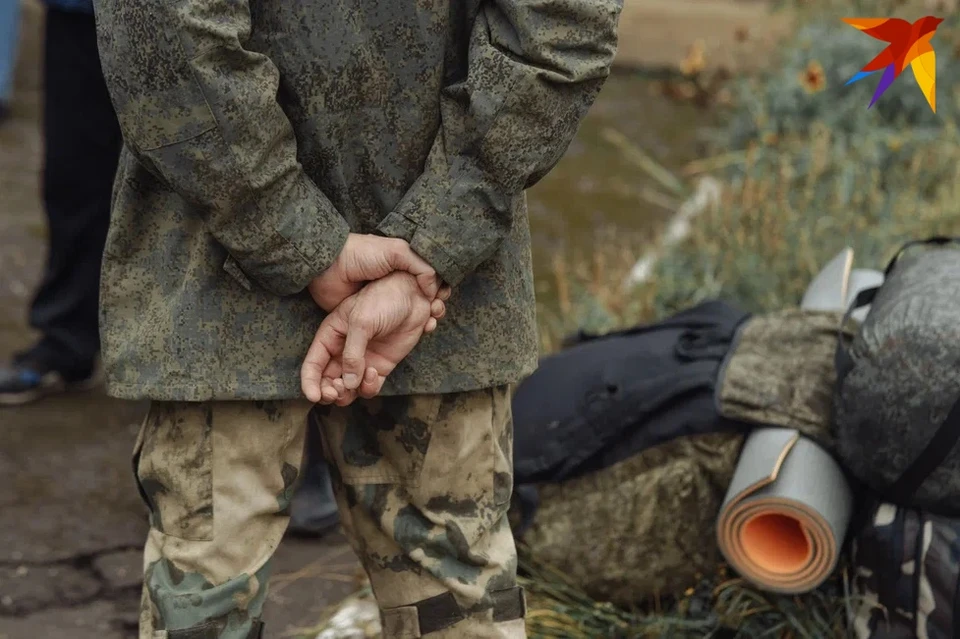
left=0, top=356, right=101, bottom=406
left=288, top=458, right=340, bottom=537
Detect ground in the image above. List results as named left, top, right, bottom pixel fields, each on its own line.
left=0, top=4, right=359, bottom=638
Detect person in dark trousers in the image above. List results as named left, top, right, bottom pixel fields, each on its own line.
left=0, top=0, right=338, bottom=536
left=0, top=0, right=19, bottom=122
left=0, top=0, right=119, bottom=404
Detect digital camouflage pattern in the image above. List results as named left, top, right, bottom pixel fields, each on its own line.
left=512, top=432, right=744, bottom=606
left=91, top=0, right=622, bottom=401
left=835, top=247, right=960, bottom=513
left=317, top=385, right=525, bottom=638
left=716, top=309, right=852, bottom=450
left=135, top=387, right=523, bottom=638
left=850, top=501, right=960, bottom=639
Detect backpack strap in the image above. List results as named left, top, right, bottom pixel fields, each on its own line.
left=834, top=286, right=879, bottom=382
left=885, top=398, right=960, bottom=505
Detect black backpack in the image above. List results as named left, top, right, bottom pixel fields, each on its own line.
left=835, top=237, right=960, bottom=516
left=510, top=299, right=752, bottom=532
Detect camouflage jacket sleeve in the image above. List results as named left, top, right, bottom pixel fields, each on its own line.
left=93, top=0, right=350, bottom=297
left=377, top=0, right=622, bottom=287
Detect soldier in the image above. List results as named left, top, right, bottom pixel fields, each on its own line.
left=91, top=1, right=622, bottom=638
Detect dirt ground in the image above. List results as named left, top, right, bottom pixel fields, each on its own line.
left=0, top=4, right=358, bottom=639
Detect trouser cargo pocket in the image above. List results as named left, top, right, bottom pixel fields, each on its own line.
left=134, top=402, right=215, bottom=541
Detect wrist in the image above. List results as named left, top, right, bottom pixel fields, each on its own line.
left=307, top=272, right=353, bottom=312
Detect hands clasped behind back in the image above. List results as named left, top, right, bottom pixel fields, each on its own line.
left=301, top=233, right=450, bottom=406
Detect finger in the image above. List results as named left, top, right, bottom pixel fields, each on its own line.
left=322, top=358, right=344, bottom=380
left=300, top=319, right=346, bottom=402
left=424, top=317, right=438, bottom=333
left=415, top=272, right=441, bottom=300
left=358, top=366, right=380, bottom=399
left=334, top=372, right=365, bottom=407
left=341, top=321, right=373, bottom=390
left=319, top=379, right=339, bottom=405
left=332, top=377, right=346, bottom=401
left=437, top=285, right=452, bottom=302
left=430, top=299, right=446, bottom=320
left=369, top=374, right=387, bottom=397
left=334, top=389, right=358, bottom=407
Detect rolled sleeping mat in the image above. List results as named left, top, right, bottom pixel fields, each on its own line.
left=716, top=428, right=854, bottom=594
left=799, top=246, right=884, bottom=321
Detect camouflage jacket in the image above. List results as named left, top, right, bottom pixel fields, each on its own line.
left=92, top=0, right=622, bottom=400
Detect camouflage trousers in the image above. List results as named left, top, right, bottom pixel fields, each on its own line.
left=133, top=386, right=526, bottom=639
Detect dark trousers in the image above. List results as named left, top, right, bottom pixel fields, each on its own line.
left=20, top=9, right=121, bottom=373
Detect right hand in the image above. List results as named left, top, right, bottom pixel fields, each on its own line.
left=307, top=233, right=447, bottom=312
left=301, top=271, right=445, bottom=404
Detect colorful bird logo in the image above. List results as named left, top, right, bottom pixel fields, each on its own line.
left=843, top=16, right=943, bottom=113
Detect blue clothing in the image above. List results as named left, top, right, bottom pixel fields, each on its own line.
left=0, top=0, right=19, bottom=103
left=43, top=0, right=93, bottom=14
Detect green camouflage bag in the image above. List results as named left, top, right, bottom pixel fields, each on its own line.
left=511, top=432, right=744, bottom=606
left=850, top=500, right=960, bottom=639
left=716, top=308, right=849, bottom=449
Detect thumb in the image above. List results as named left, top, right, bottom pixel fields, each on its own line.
left=341, top=320, right=373, bottom=391
left=379, top=238, right=440, bottom=298
left=415, top=272, right=441, bottom=300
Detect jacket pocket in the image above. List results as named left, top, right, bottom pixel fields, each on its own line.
left=135, top=402, right=215, bottom=541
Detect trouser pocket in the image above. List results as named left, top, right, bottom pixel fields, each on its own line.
left=316, top=395, right=442, bottom=486
left=135, top=402, right=215, bottom=541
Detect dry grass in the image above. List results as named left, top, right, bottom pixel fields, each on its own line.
left=536, top=124, right=960, bottom=351
left=519, top=548, right=852, bottom=638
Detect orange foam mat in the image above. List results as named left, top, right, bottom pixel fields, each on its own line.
left=716, top=428, right=854, bottom=594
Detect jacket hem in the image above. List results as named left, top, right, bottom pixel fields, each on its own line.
left=104, top=363, right=537, bottom=402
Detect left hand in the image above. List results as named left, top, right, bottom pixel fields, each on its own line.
left=300, top=271, right=446, bottom=405
left=307, top=233, right=450, bottom=312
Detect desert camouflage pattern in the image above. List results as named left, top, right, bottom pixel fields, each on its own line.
left=835, top=248, right=960, bottom=513
left=134, top=399, right=311, bottom=639
left=91, top=0, right=622, bottom=401
left=134, top=388, right=523, bottom=639
left=513, top=432, right=744, bottom=606
left=716, top=309, right=851, bottom=449
left=850, top=501, right=960, bottom=639
left=317, top=385, right=524, bottom=638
